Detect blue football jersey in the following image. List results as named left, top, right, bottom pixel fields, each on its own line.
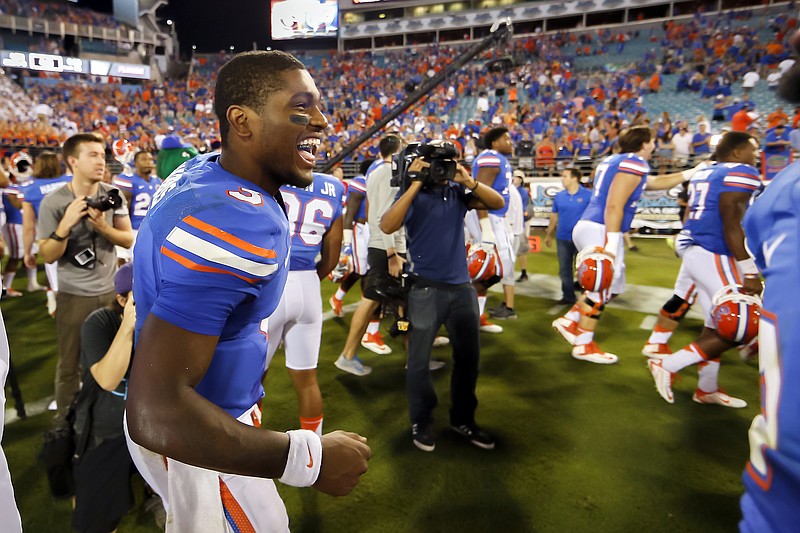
left=132, top=153, right=291, bottom=417
left=740, top=160, right=800, bottom=533
left=471, top=149, right=510, bottom=216
left=280, top=172, right=344, bottom=271
left=19, top=175, right=71, bottom=216
left=683, top=162, right=762, bottom=256
left=113, top=173, right=163, bottom=230
left=2, top=185, right=22, bottom=224
left=582, top=153, right=650, bottom=232
left=348, top=173, right=367, bottom=221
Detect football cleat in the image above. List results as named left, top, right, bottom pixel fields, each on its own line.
left=329, top=295, right=344, bottom=318
left=432, top=336, right=450, bottom=348
left=648, top=359, right=675, bottom=404
left=642, top=343, right=671, bottom=359
left=692, top=389, right=747, bottom=408
left=552, top=316, right=579, bottom=345
left=479, top=314, right=503, bottom=333
left=710, top=285, right=761, bottom=344
left=362, top=331, right=392, bottom=355
left=467, top=244, right=498, bottom=282
left=571, top=342, right=618, bottom=364
left=575, top=246, right=614, bottom=293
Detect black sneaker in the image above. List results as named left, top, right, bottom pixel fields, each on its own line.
left=412, top=423, right=435, bottom=452
left=450, top=423, right=495, bottom=450
left=516, top=273, right=528, bottom=282
left=487, top=303, right=506, bottom=315
left=489, top=305, right=517, bottom=320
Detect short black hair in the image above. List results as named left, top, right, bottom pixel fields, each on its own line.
left=713, top=131, right=754, bottom=162
left=618, top=126, right=652, bottom=153
left=483, top=127, right=509, bottom=150
left=214, top=51, right=306, bottom=147
left=134, top=150, right=151, bottom=162
left=379, top=135, right=401, bottom=158
left=359, top=159, right=374, bottom=176
left=564, top=168, right=582, bottom=180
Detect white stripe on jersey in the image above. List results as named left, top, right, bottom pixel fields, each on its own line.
left=477, top=157, right=502, bottom=166
left=619, top=160, right=649, bottom=174
left=165, top=227, right=278, bottom=278
left=724, top=176, right=761, bottom=188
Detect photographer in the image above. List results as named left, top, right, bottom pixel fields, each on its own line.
left=72, top=263, right=138, bottom=533
left=380, top=145, right=503, bottom=453
left=38, top=133, right=133, bottom=425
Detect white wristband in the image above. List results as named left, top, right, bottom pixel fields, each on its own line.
left=479, top=217, right=496, bottom=243
left=605, top=232, right=622, bottom=255
left=343, top=228, right=353, bottom=246
left=279, top=430, right=322, bottom=487
left=737, top=258, right=758, bottom=276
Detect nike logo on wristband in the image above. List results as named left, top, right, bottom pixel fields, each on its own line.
left=306, top=443, right=314, bottom=468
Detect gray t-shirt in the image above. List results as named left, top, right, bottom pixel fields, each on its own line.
left=366, top=163, right=406, bottom=252
left=37, top=182, right=129, bottom=296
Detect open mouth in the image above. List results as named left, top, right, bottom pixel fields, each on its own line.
left=297, top=137, right=320, bottom=165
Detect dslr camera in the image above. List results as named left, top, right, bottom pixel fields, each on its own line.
left=391, top=141, right=459, bottom=191
left=85, top=188, right=122, bottom=212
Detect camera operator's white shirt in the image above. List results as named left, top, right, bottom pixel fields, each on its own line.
left=0, top=310, right=22, bottom=533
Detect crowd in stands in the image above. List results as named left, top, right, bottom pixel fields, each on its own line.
left=0, top=4, right=796, bottom=177
left=0, top=0, right=122, bottom=28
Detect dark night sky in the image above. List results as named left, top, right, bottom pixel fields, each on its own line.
left=77, top=0, right=278, bottom=56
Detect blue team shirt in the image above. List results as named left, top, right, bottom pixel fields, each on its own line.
left=740, top=160, right=800, bottom=533
left=132, top=153, right=291, bottom=417
left=2, top=185, right=22, bottom=224
left=553, top=186, right=592, bottom=240
left=19, top=174, right=71, bottom=216
left=280, top=172, right=344, bottom=271
left=471, top=149, right=511, bottom=217
left=582, top=153, right=651, bottom=232
left=348, top=173, right=367, bottom=221
left=113, top=173, right=163, bottom=230
left=683, top=162, right=762, bottom=256
left=763, top=127, right=792, bottom=154
left=404, top=182, right=471, bottom=284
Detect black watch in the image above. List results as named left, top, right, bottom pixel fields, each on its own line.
left=49, top=231, right=67, bottom=242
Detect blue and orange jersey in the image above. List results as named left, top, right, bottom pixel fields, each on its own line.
left=683, top=162, right=762, bottom=256
left=582, top=153, right=651, bottom=232
left=19, top=175, right=71, bottom=216
left=347, top=173, right=367, bottom=221
left=113, top=173, right=163, bottom=230
left=471, top=149, right=511, bottom=216
left=740, top=160, right=800, bottom=532
left=2, top=185, right=22, bottom=224
left=133, top=153, right=291, bottom=417
left=280, top=172, right=344, bottom=272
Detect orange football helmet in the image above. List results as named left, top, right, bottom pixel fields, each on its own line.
left=576, top=246, right=614, bottom=293
left=711, top=285, right=761, bottom=344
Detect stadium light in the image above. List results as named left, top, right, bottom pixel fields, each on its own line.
left=192, top=45, right=197, bottom=50
left=230, top=45, right=235, bottom=51
left=167, top=19, right=173, bottom=25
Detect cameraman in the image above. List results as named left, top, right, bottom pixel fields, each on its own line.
left=38, top=133, right=133, bottom=426
left=380, top=151, right=504, bottom=452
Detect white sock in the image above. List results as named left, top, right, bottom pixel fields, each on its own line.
left=334, top=288, right=346, bottom=300
left=697, top=360, right=720, bottom=393
left=366, top=320, right=380, bottom=335
left=647, top=328, right=673, bottom=345
left=45, top=262, right=58, bottom=291
left=662, top=343, right=705, bottom=373
left=565, top=303, right=581, bottom=323
left=478, top=296, right=487, bottom=316
left=27, top=267, right=39, bottom=285
left=574, top=327, right=594, bottom=346
left=2, top=273, right=14, bottom=289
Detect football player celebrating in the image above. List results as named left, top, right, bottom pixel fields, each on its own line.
left=739, top=33, right=800, bottom=530
left=465, top=127, right=515, bottom=332
left=125, top=51, right=371, bottom=532
left=648, top=131, right=763, bottom=406
left=267, top=171, right=345, bottom=436
left=112, top=150, right=162, bottom=263
left=553, top=126, right=703, bottom=363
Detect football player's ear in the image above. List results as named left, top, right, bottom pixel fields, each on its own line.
left=226, top=105, right=255, bottom=142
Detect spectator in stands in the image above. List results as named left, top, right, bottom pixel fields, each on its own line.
left=732, top=103, right=759, bottom=132
left=691, top=122, right=712, bottom=161
left=656, top=130, right=674, bottom=171
left=742, top=68, right=760, bottom=96
left=72, top=263, right=138, bottom=533
left=37, top=133, right=133, bottom=425
left=671, top=123, right=693, bottom=167
left=535, top=133, right=557, bottom=176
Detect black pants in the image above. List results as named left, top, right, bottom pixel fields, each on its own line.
left=406, top=282, right=480, bottom=427
left=557, top=238, right=579, bottom=303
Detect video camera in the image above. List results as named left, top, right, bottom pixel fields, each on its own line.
left=391, top=141, right=459, bottom=191
left=85, top=188, right=122, bottom=212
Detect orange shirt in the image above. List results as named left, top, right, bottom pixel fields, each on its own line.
left=731, top=110, right=755, bottom=132
left=767, top=111, right=788, bottom=129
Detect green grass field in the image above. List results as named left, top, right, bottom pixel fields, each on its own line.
left=2, top=235, right=759, bottom=532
